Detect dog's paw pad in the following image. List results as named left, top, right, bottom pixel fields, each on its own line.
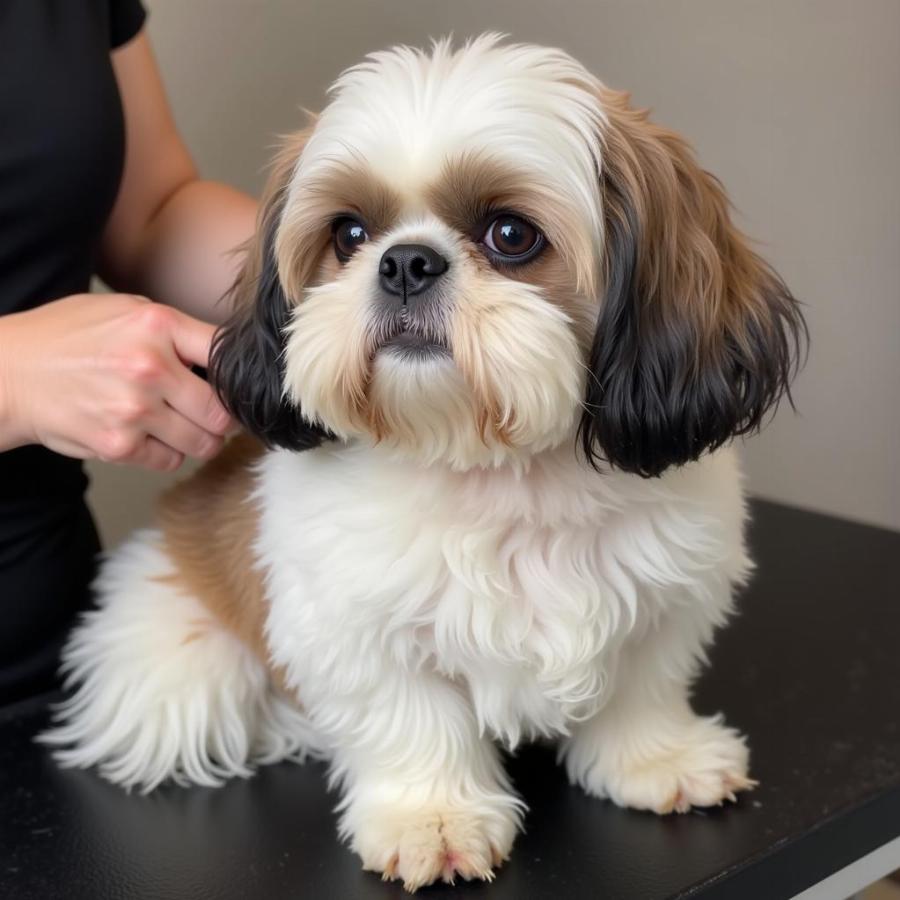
left=360, top=810, right=512, bottom=891
left=607, top=723, right=755, bottom=815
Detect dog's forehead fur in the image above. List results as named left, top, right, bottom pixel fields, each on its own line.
left=283, top=36, right=606, bottom=271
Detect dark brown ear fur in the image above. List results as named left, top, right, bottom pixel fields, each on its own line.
left=208, top=130, right=332, bottom=451
left=579, top=88, right=807, bottom=477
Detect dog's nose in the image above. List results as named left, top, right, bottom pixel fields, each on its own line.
left=378, top=244, right=448, bottom=300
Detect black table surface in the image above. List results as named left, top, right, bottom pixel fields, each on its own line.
left=1, top=500, right=899, bottom=900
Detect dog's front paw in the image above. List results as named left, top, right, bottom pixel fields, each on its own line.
left=349, top=802, right=520, bottom=891
left=572, top=716, right=756, bottom=815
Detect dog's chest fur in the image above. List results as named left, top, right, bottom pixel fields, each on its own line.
left=254, top=443, right=747, bottom=745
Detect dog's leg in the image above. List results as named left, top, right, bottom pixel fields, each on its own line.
left=38, top=530, right=320, bottom=792
left=559, top=603, right=755, bottom=814
left=310, top=666, right=523, bottom=891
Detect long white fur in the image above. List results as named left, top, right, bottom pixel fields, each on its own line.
left=38, top=532, right=324, bottom=792
left=281, top=34, right=606, bottom=293
left=42, top=36, right=758, bottom=890
left=42, top=441, right=751, bottom=880
left=284, top=215, right=584, bottom=468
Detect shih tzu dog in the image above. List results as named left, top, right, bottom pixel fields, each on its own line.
left=42, top=36, right=805, bottom=891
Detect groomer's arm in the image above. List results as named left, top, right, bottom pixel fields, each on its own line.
left=0, top=31, right=256, bottom=467
left=99, top=32, right=257, bottom=324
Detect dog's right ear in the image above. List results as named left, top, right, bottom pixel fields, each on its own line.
left=209, top=129, right=332, bottom=451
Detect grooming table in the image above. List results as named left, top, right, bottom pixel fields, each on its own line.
left=1, top=501, right=898, bottom=899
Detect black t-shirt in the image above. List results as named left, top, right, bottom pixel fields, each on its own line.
left=0, top=0, right=146, bottom=702
left=1, top=0, right=146, bottom=500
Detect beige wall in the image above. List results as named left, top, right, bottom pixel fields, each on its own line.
left=88, top=0, right=900, bottom=544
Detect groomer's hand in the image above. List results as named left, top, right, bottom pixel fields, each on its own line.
left=0, top=293, right=232, bottom=470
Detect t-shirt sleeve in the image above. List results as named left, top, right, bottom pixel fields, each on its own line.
left=109, top=0, right=147, bottom=49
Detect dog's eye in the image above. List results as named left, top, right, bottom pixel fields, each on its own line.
left=333, top=218, right=369, bottom=262
left=482, top=214, right=544, bottom=262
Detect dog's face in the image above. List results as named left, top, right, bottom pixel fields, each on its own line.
left=212, top=36, right=804, bottom=474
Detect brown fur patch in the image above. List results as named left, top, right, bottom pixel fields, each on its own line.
left=513, top=249, right=597, bottom=353
left=219, top=126, right=397, bottom=313
left=225, top=128, right=316, bottom=313
left=596, top=86, right=797, bottom=366
left=277, top=160, right=402, bottom=300
left=578, top=85, right=805, bottom=476
left=426, top=152, right=598, bottom=294
left=156, top=435, right=289, bottom=691
left=316, top=164, right=403, bottom=237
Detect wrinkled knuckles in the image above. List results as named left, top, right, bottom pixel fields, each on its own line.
left=120, top=350, right=165, bottom=386
left=131, top=303, right=176, bottom=336
left=116, top=397, right=152, bottom=427
left=97, top=428, right=141, bottom=462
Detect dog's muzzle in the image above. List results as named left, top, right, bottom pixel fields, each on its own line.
left=375, top=243, right=451, bottom=358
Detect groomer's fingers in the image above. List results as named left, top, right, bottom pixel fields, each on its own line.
left=166, top=307, right=219, bottom=370
left=147, top=404, right=224, bottom=460
left=126, top=435, right=185, bottom=472
left=161, top=366, right=232, bottom=437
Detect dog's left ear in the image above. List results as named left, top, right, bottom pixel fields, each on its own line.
left=580, top=88, right=807, bottom=477
left=209, top=128, right=332, bottom=451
